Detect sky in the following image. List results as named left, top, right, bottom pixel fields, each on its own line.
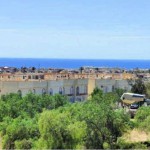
left=0, top=0, right=150, bottom=59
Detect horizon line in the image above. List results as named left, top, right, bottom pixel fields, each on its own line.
left=0, top=57, right=150, bottom=61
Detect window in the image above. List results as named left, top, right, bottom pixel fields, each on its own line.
left=50, top=88, right=53, bottom=95
left=63, top=87, right=65, bottom=95
left=33, top=89, right=36, bottom=94
left=35, top=75, right=39, bottom=79
left=70, top=86, right=74, bottom=95
left=40, top=75, right=44, bottom=79
left=76, top=86, right=79, bottom=95
left=112, top=85, right=115, bottom=92
left=18, top=90, right=22, bottom=96
left=59, top=87, right=62, bottom=95
left=105, top=86, right=108, bottom=93
left=42, top=88, right=46, bottom=95
left=84, top=85, right=88, bottom=94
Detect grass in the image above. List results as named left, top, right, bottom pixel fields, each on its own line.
left=122, top=128, right=150, bottom=143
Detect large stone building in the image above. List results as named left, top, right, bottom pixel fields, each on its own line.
left=0, top=78, right=132, bottom=102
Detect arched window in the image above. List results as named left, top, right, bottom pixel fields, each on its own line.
left=42, top=88, right=46, bottom=95
left=63, top=87, right=65, bottom=95
left=33, top=89, right=36, bottom=94
left=59, top=87, right=62, bottom=95
left=17, top=90, right=22, bottom=97
left=76, top=86, right=79, bottom=95
left=50, top=88, right=53, bottom=95
left=105, top=86, right=108, bottom=93
left=70, top=86, right=74, bottom=95
left=84, top=85, right=88, bottom=94
left=112, top=85, right=115, bottom=92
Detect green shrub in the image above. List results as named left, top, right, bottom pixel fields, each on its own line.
left=15, top=139, right=32, bottom=149
left=117, top=138, right=147, bottom=149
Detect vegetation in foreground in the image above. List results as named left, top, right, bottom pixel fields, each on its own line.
left=0, top=86, right=150, bottom=149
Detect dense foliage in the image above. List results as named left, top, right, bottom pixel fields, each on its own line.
left=35, top=90, right=130, bottom=149
left=0, top=88, right=146, bottom=149
left=0, top=93, right=68, bottom=149
left=116, top=106, right=150, bottom=149
left=134, top=106, right=150, bottom=132
left=131, top=78, right=146, bottom=94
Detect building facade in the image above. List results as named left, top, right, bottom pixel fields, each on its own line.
left=0, top=78, right=131, bottom=101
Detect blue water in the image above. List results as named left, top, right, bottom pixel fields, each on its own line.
left=0, top=58, right=150, bottom=69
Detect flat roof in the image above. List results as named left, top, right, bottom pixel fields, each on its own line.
left=123, top=93, right=145, bottom=97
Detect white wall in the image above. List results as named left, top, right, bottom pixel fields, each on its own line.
left=0, top=79, right=131, bottom=101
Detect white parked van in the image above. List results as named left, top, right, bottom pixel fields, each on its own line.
left=121, top=93, right=145, bottom=105
left=121, top=93, right=146, bottom=118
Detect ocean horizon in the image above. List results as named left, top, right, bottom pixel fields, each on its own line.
left=0, top=58, right=150, bottom=70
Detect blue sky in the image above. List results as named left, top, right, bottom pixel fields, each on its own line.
left=0, top=0, right=150, bottom=59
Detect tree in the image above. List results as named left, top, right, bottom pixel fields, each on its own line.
left=134, top=107, right=150, bottom=132
left=2, top=117, right=39, bottom=149
left=83, top=92, right=129, bottom=149
left=91, top=87, right=103, bottom=98
left=0, top=93, right=70, bottom=149
left=114, top=88, right=126, bottom=98
left=114, top=88, right=126, bottom=104
left=145, top=82, right=150, bottom=98
left=131, top=78, right=146, bottom=94
left=36, top=89, right=130, bottom=149
left=0, top=91, right=131, bottom=149
left=36, top=110, right=87, bottom=149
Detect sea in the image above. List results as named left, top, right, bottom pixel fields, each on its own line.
left=0, top=58, right=150, bottom=70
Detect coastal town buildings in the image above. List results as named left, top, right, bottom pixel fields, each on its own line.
left=0, top=67, right=136, bottom=101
